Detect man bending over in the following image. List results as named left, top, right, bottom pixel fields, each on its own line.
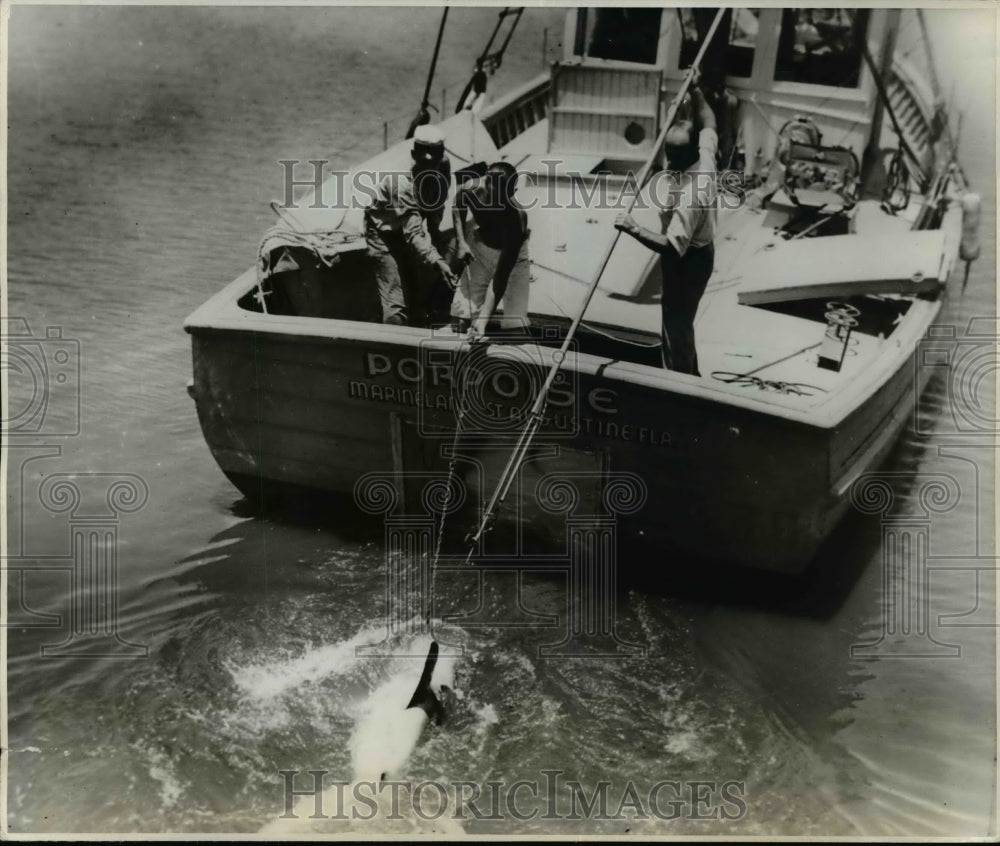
left=450, top=160, right=530, bottom=341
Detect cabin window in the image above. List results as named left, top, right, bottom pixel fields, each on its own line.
left=575, top=8, right=662, bottom=65
left=774, top=9, right=869, bottom=88
left=725, top=9, right=759, bottom=78
left=678, top=9, right=759, bottom=79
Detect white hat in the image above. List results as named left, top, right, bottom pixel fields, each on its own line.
left=412, top=124, right=446, bottom=163
left=413, top=124, right=445, bottom=147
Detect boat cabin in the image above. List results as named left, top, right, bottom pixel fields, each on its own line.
left=539, top=7, right=899, bottom=180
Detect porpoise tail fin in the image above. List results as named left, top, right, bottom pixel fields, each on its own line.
left=405, top=640, right=443, bottom=724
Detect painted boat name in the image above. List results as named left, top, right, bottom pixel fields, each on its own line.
left=347, top=353, right=672, bottom=445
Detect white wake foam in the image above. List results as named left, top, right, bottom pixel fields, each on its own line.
left=227, top=621, right=392, bottom=701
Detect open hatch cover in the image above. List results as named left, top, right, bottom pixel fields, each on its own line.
left=736, top=230, right=947, bottom=306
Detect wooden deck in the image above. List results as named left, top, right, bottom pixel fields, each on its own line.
left=492, top=157, right=953, bottom=434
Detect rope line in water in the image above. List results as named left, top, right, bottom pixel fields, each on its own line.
left=431, top=274, right=484, bottom=583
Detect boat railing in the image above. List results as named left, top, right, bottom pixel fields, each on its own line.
left=479, top=72, right=549, bottom=148
left=886, top=55, right=938, bottom=171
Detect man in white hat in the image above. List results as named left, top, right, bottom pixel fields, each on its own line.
left=365, top=125, right=457, bottom=326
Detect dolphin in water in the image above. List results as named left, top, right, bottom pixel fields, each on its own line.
left=349, top=638, right=452, bottom=783
left=259, top=637, right=458, bottom=834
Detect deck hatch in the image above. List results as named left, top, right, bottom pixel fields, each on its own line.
left=736, top=229, right=947, bottom=306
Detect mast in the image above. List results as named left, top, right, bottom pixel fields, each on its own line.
left=862, top=8, right=901, bottom=182
left=405, top=8, right=450, bottom=139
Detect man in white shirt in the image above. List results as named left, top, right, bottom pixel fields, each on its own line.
left=450, top=161, right=530, bottom=340
left=614, top=85, right=718, bottom=376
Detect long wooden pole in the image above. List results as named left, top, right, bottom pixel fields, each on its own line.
left=463, top=8, right=727, bottom=559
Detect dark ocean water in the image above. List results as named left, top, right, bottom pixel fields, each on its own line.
left=5, top=6, right=996, bottom=836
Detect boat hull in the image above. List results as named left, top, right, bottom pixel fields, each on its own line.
left=186, top=305, right=941, bottom=574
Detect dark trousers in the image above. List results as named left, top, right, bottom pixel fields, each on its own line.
left=659, top=242, right=713, bottom=376
left=367, top=228, right=458, bottom=327
left=367, top=229, right=410, bottom=325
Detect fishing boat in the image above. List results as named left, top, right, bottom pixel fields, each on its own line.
left=184, top=7, right=980, bottom=573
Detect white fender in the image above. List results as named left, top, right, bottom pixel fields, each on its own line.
left=960, top=192, right=981, bottom=263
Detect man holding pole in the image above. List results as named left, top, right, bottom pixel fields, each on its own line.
left=463, top=10, right=726, bottom=554
left=614, top=79, right=719, bottom=376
